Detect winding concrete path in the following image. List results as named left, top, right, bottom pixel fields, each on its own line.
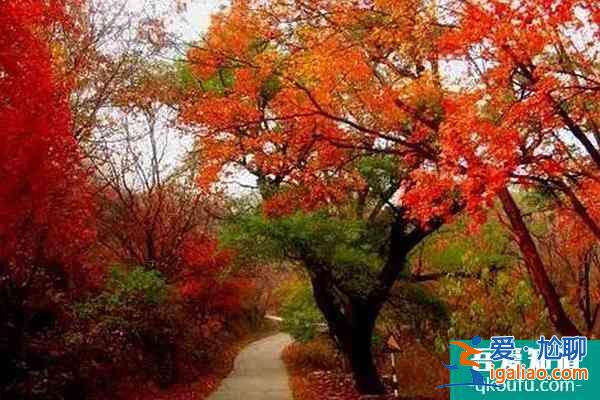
left=208, top=333, right=293, bottom=400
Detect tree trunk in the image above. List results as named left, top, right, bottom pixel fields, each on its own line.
left=498, top=187, right=581, bottom=335
left=555, top=104, right=600, bottom=168
left=309, top=274, right=385, bottom=395
left=560, top=182, right=600, bottom=240
left=345, top=305, right=385, bottom=395
left=305, top=216, right=445, bottom=395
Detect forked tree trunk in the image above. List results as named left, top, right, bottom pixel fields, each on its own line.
left=305, top=216, right=444, bottom=395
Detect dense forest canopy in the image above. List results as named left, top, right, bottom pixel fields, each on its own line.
left=1, top=0, right=598, bottom=398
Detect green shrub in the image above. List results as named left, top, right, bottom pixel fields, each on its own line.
left=75, top=266, right=170, bottom=326
left=71, top=266, right=180, bottom=389
left=280, top=282, right=325, bottom=342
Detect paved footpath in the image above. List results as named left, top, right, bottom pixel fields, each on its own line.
left=208, top=333, right=293, bottom=400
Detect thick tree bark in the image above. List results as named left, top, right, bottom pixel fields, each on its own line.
left=498, top=187, right=581, bottom=335
left=344, top=304, right=384, bottom=394
left=309, top=274, right=385, bottom=394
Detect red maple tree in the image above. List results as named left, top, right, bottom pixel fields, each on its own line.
left=0, top=0, right=95, bottom=276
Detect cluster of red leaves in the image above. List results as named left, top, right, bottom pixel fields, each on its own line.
left=433, top=0, right=600, bottom=216
left=0, top=0, right=94, bottom=274
left=95, top=186, right=252, bottom=317
left=556, top=190, right=600, bottom=254
left=177, top=235, right=253, bottom=317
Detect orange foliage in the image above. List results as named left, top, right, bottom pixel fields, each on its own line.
left=182, top=0, right=599, bottom=238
